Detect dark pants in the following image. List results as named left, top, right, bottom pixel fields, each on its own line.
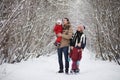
left=57, top=46, right=69, bottom=71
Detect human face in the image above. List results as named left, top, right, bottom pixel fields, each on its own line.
left=77, top=26, right=82, bottom=31
left=63, top=19, right=68, bottom=25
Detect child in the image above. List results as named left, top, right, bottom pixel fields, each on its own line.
left=53, top=19, right=63, bottom=47
left=69, top=25, right=86, bottom=73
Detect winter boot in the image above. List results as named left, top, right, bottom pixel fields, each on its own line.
left=65, top=69, right=69, bottom=74
left=75, top=69, right=80, bottom=73
left=58, top=70, right=63, bottom=73
left=70, top=69, right=76, bottom=74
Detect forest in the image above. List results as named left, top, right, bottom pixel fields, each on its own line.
left=0, top=0, right=120, bottom=65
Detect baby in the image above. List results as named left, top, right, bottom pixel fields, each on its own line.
left=53, top=19, right=63, bottom=47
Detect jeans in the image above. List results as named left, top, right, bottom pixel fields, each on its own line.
left=57, top=46, right=69, bottom=71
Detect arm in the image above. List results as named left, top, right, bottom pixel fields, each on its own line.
left=81, top=34, right=86, bottom=49
left=61, top=27, right=73, bottom=39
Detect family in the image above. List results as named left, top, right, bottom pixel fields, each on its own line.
left=53, top=18, right=86, bottom=74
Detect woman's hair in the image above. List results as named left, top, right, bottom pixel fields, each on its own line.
left=63, top=18, right=70, bottom=24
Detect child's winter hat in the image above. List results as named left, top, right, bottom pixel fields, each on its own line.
left=57, top=19, right=62, bottom=24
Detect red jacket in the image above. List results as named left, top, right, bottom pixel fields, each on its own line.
left=53, top=24, right=63, bottom=34
left=69, top=47, right=82, bottom=61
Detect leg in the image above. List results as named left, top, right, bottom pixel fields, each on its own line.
left=71, top=61, right=77, bottom=73
left=77, top=61, right=80, bottom=69
left=56, top=37, right=62, bottom=43
left=55, top=37, right=62, bottom=47
left=57, top=48, right=63, bottom=72
left=70, top=60, right=75, bottom=73
left=76, top=61, right=80, bottom=73
left=72, top=61, right=75, bottom=70
left=63, top=47, right=69, bottom=73
left=74, top=61, right=78, bottom=73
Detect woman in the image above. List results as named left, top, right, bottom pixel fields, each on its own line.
left=70, top=25, right=86, bottom=73
left=57, top=18, right=73, bottom=74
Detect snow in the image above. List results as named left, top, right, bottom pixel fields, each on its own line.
left=0, top=49, right=120, bottom=80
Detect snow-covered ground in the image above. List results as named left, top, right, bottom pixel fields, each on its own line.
left=0, top=49, right=120, bottom=80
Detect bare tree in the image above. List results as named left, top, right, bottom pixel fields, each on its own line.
left=0, top=0, right=120, bottom=65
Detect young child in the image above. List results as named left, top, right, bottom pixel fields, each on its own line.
left=69, top=25, right=86, bottom=73
left=53, top=19, right=63, bottom=47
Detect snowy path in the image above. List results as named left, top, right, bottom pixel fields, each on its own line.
left=1, top=49, right=120, bottom=80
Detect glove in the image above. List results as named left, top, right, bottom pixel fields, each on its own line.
left=68, top=56, right=71, bottom=62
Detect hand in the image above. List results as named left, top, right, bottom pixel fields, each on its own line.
left=77, top=43, right=81, bottom=47
left=70, top=46, right=73, bottom=50
left=81, top=49, right=84, bottom=51
left=57, top=33, right=62, bottom=37
left=78, top=48, right=82, bottom=52
left=78, top=49, right=80, bottom=52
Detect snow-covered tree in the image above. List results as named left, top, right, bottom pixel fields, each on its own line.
left=0, top=0, right=120, bottom=65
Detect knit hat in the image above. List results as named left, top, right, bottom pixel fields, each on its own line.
left=57, top=19, right=62, bottom=24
